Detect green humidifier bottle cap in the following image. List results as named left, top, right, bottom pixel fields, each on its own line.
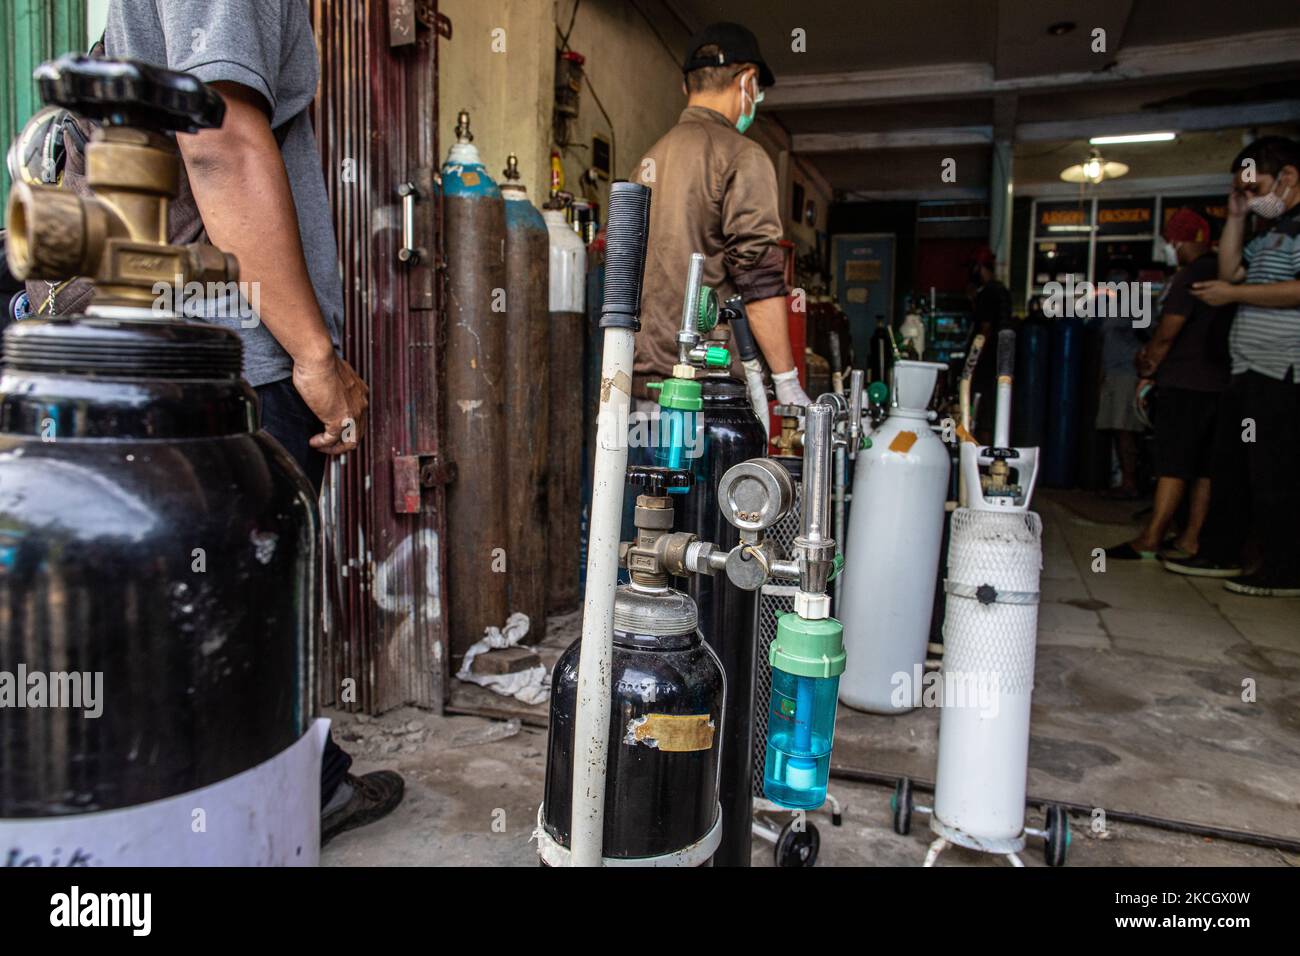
left=647, top=377, right=703, bottom=411
left=769, top=611, right=846, bottom=678
left=867, top=380, right=889, bottom=405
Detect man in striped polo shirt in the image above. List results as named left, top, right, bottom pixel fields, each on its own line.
left=1172, top=136, right=1300, bottom=596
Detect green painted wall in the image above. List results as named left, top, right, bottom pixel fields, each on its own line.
left=1, top=0, right=87, bottom=206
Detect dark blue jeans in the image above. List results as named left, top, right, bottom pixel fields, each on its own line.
left=256, top=377, right=353, bottom=805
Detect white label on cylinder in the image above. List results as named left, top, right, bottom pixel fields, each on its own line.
left=0, top=718, right=329, bottom=867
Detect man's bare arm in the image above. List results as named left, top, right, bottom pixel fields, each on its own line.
left=1192, top=279, right=1300, bottom=309
left=744, top=295, right=796, bottom=374
left=1137, top=311, right=1188, bottom=376
left=177, top=81, right=365, bottom=453
left=1217, top=189, right=1249, bottom=282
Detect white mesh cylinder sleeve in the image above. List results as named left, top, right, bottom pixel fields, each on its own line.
left=932, top=508, right=1042, bottom=849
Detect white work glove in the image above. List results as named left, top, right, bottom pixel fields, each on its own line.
left=772, top=367, right=812, bottom=407
left=741, top=358, right=770, bottom=440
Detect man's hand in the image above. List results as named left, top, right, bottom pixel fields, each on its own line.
left=772, top=367, right=812, bottom=406
left=1135, top=346, right=1156, bottom=379
left=1227, top=187, right=1250, bottom=220
left=1190, top=280, right=1239, bottom=307
left=293, top=354, right=369, bottom=454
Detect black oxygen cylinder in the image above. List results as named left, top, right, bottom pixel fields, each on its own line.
left=542, top=585, right=724, bottom=862
left=0, top=55, right=317, bottom=866
left=0, top=321, right=315, bottom=815
left=679, top=373, right=765, bottom=866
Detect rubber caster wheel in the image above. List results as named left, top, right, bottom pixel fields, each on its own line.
left=891, top=778, right=913, bottom=835
left=1044, top=804, right=1070, bottom=867
left=774, top=820, right=820, bottom=867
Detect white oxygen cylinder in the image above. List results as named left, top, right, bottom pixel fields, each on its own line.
left=544, top=208, right=586, bottom=312
left=839, top=360, right=950, bottom=713
left=931, top=509, right=1042, bottom=849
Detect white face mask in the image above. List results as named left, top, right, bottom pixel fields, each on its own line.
left=1248, top=180, right=1293, bottom=219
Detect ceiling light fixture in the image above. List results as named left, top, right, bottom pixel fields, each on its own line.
left=1060, top=148, right=1129, bottom=185
left=1089, top=131, right=1177, bottom=145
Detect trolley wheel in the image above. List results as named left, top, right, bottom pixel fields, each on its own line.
left=774, top=820, right=820, bottom=867
left=891, top=778, right=913, bottom=835
left=1043, top=804, right=1070, bottom=867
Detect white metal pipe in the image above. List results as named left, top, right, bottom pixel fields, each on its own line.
left=994, top=380, right=1012, bottom=449
left=569, top=328, right=635, bottom=867
left=994, top=328, right=1015, bottom=449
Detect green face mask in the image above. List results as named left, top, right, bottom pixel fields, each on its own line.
left=735, top=75, right=763, bottom=135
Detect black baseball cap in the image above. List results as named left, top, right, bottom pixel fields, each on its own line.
left=682, top=22, right=775, bottom=88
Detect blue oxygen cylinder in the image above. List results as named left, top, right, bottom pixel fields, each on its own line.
left=1041, top=317, right=1081, bottom=487
left=1014, top=318, right=1050, bottom=449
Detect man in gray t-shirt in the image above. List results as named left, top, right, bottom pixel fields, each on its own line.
left=106, top=0, right=403, bottom=843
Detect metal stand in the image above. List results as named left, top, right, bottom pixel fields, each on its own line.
left=891, top=776, right=1070, bottom=867
left=750, top=793, right=842, bottom=867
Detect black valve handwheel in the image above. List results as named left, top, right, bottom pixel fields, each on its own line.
left=625, top=464, right=693, bottom=496
left=35, top=54, right=225, bottom=134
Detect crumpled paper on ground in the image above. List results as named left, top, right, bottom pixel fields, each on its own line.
left=455, top=611, right=550, bottom=705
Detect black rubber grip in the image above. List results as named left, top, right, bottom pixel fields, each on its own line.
left=997, top=328, right=1016, bottom=378
left=600, top=181, right=651, bottom=330
left=722, top=296, right=760, bottom=361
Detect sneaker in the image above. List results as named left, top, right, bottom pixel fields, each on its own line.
left=1224, top=573, right=1300, bottom=598
left=1162, top=554, right=1242, bottom=578
left=321, top=770, right=405, bottom=846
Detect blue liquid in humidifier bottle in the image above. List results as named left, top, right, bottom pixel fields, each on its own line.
left=652, top=407, right=699, bottom=492
left=763, top=669, right=840, bottom=810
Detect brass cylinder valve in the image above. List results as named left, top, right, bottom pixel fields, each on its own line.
left=771, top=403, right=805, bottom=455
left=5, top=55, right=237, bottom=311
left=618, top=466, right=698, bottom=588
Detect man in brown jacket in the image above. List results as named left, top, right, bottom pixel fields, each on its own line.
left=633, top=22, right=808, bottom=409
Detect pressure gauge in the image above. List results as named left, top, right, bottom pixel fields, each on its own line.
left=717, top=458, right=795, bottom=533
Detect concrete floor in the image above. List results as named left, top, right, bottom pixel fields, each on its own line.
left=323, top=490, right=1300, bottom=867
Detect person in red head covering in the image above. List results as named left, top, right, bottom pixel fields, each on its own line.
left=1105, top=208, right=1231, bottom=562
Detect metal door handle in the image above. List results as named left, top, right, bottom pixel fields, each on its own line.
left=397, top=181, right=420, bottom=264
